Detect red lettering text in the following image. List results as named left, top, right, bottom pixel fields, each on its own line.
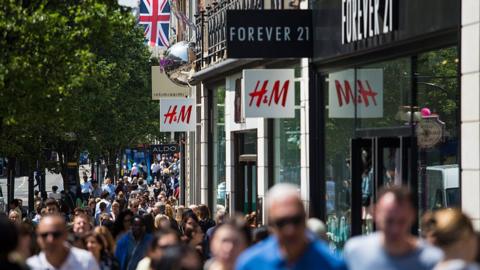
left=269, top=80, right=289, bottom=107
left=249, top=80, right=290, bottom=108
left=164, top=105, right=177, bottom=124
left=335, top=79, right=378, bottom=107
left=163, top=104, right=193, bottom=125
left=178, top=105, right=192, bottom=123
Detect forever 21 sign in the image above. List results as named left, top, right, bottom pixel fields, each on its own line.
left=341, top=0, right=395, bottom=44
left=226, top=10, right=313, bottom=58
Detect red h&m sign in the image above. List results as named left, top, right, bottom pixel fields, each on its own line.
left=242, top=69, right=295, bottom=118
left=328, top=69, right=383, bottom=118
left=160, top=98, right=196, bottom=131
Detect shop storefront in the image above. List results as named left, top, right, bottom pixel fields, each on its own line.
left=310, top=0, right=460, bottom=251
left=197, top=61, right=308, bottom=222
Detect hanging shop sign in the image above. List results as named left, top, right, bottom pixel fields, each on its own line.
left=160, top=98, right=196, bottom=131
left=226, top=10, right=313, bottom=58
left=151, top=144, right=179, bottom=154
left=242, top=69, right=295, bottom=118
left=341, top=0, right=395, bottom=44
left=416, top=115, right=445, bottom=148
left=328, top=69, right=383, bottom=118
left=152, top=66, right=190, bottom=100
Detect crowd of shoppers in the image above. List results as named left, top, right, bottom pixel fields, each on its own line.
left=1, top=176, right=480, bottom=270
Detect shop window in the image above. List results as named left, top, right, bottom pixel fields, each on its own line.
left=273, top=74, right=301, bottom=185
left=274, top=110, right=301, bottom=185
left=416, top=46, right=459, bottom=216
left=323, top=46, right=459, bottom=251
left=355, top=58, right=412, bottom=128
left=213, top=87, right=226, bottom=208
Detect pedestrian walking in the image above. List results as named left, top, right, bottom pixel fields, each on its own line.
left=27, top=214, right=99, bottom=270
left=84, top=231, right=120, bottom=270
left=151, top=244, right=202, bottom=270
left=96, top=191, right=113, bottom=215
left=94, top=226, right=117, bottom=256
left=92, top=180, right=103, bottom=198
left=112, top=209, right=134, bottom=240
left=102, top=178, right=116, bottom=200
left=235, top=183, right=346, bottom=270
left=197, top=204, right=216, bottom=233
left=115, top=215, right=153, bottom=270
left=0, top=216, right=25, bottom=270
left=81, top=175, right=93, bottom=202
left=343, top=186, right=442, bottom=270
left=136, top=228, right=180, bottom=270
left=422, top=209, right=479, bottom=270
left=48, top=186, right=62, bottom=200
left=205, top=219, right=250, bottom=270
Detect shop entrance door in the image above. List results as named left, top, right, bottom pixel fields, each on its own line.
left=350, top=136, right=415, bottom=236
left=233, top=130, right=257, bottom=215
left=236, top=154, right=257, bottom=214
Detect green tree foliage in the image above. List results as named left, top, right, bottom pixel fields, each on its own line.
left=0, top=0, right=160, bottom=181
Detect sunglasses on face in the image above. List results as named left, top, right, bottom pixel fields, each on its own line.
left=272, top=215, right=305, bottom=229
left=39, top=231, right=63, bottom=239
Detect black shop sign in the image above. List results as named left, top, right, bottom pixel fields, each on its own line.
left=226, top=10, right=313, bottom=58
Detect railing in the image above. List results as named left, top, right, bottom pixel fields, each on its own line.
left=194, top=0, right=298, bottom=70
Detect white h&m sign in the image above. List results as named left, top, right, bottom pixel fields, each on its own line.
left=242, top=69, right=295, bottom=118
left=160, top=98, right=196, bottom=131
left=328, top=69, right=383, bottom=118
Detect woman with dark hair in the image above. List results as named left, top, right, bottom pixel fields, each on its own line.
left=181, top=210, right=199, bottom=235
left=151, top=244, right=201, bottom=270
left=112, top=209, right=134, bottom=240
left=84, top=231, right=120, bottom=270
left=181, top=210, right=205, bottom=260
left=197, top=204, right=215, bottom=233
left=143, top=213, right=155, bottom=234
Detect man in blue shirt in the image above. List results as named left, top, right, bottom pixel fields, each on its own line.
left=102, top=177, right=116, bottom=200
left=235, top=183, right=346, bottom=270
left=80, top=175, right=93, bottom=202
left=115, top=215, right=153, bottom=270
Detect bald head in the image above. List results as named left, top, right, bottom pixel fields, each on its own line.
left=38, top=214, right=66, bottom=231
left=266, top=183, right=302, bottom=211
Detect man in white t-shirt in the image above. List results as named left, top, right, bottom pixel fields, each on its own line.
left=48, top=185, right=62, bottom=200
left=27, top=214, right=99, bottom=270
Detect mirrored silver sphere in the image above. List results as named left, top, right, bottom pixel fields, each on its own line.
left=163, top=41, right=196, bottom=86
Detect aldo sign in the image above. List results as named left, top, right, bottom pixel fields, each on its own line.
left=226, top=10, right=312, bottom=58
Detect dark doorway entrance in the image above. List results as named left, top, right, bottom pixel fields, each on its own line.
left=238, top=155, right=257, bottom=214
left=350, top=135, right=416, bottom=236
left=233, top=130, right=257, bottom=214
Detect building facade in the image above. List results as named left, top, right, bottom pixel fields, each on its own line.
left=179, top=0, right=479, bottom=249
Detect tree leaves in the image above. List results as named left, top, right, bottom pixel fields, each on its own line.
left=0, top=0, right=160, bottom=171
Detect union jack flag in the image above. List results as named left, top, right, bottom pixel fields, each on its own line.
left=139, top=0, right=171, bottom=48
